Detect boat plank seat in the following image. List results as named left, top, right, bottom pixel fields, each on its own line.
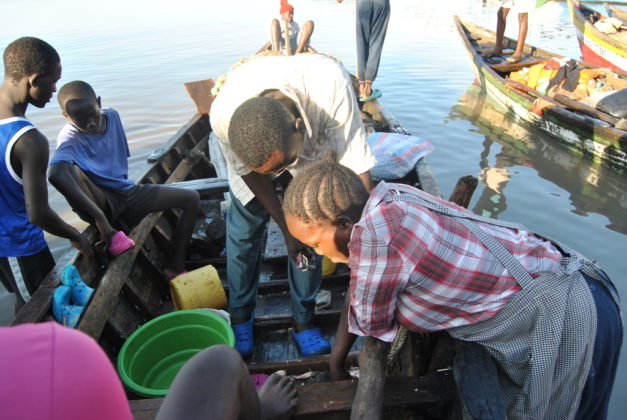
left=163, top=177, right=229, bottom=199
left=128, top=372, right=454, bottom=419
left=490, top=59, right=547, bottom=74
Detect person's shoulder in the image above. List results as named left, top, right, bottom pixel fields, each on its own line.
left=102, top=107, right=121, bottom=120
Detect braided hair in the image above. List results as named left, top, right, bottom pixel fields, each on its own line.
left=283, top=150, right=369, bottom=224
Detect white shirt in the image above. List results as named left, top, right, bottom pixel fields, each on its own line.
left=210, top=54, right=376, bottom=205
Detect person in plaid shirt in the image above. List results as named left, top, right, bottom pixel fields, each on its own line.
left=282, top=152, right=622, bottom=420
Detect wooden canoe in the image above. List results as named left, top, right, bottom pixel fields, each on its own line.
left=567, top=0, right=627, bottom=72
left=454, top=16, right=627, bottom=172
left=12, top=58, right=501, bottom=419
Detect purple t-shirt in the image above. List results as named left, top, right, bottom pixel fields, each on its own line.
left=51, top=108, right=134, bottom=191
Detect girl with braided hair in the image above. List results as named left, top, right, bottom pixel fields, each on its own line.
left=283, top=152, right=622, bottom=420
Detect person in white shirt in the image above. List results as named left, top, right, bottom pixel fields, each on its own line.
left=210, top=53, right=375, bottom=358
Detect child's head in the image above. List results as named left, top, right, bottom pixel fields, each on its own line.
left=280, top=0, right=294, bottom=21
left=229, top=95, right=303, bottom=175
left=57, top=81, right=105, bottom=135
left=283, top=152, right=370, bottom=263
left=2, top=37, right=61, bottom=108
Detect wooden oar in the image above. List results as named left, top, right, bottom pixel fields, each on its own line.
left=184, top=79, right=215, bottom=115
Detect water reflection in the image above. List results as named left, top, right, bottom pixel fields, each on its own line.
left=450, top=82, right=627, bottom=233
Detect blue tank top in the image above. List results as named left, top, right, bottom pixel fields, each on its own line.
left=0, top=117, right=47, bottom=257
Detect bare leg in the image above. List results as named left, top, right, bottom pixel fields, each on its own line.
left=359, top=80, right=373, bottom=99
left=155, top=345, right=297, bottom=420
left=295, top=20, right=314, bottom=54
left=270, top=19, right=281, bottom=51
left=49, top=163, right=117, bottom=243
left=147, top=186, right=200, bottom=276
left=489, top=7, right=510, bottom=56
left=512, top=12, right=529, bottom=60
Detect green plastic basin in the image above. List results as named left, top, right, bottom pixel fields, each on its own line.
left=117, top=309, right=234, bottom=397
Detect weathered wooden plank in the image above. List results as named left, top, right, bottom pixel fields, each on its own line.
left=165, top=177, right=229, bottom=199
left=128, top=372, right=454, bottom=420
left=452, top=342, right=506, bottom=420
left=78, top=141, right=207, bottom=340
left=247, top=351, right=360, bottom=375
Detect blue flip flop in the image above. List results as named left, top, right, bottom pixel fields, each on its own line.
left=359, top=89, right=382, bottom=103
left=61, top=265, right=94, bottom=306
left=291, top=327, right=331, bottom=357
left=52, top=285, right=85, bottom=328
left=232, top=313, right=255, bottom=358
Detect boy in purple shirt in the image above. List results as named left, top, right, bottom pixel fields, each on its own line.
left=48, top=81, right=199, bottom=278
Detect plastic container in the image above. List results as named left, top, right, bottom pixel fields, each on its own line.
left=117, top=309, right=235, bottom=397
left=169, top=265, right=227, bottom=310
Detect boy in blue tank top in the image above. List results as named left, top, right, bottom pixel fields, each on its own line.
left=0, top=38, right=93, bottom=314
left=48, top=81, right=200, bottom=280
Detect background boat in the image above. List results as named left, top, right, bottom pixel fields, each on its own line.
left=454, top=15, right=627, bottom=171
left=567, top=0, right=627, bottom=71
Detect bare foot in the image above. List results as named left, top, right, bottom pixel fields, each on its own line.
left=258, top=371, right=297, bottom=420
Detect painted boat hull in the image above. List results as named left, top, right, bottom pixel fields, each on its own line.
left=567, top=0, right=627, bottom=72
left=454, top=16, right=627, bottom=171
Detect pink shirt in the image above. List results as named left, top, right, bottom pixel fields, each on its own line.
left=0, top=322, right=133, bottom=420
left=347, top=183, right=562, bottom=342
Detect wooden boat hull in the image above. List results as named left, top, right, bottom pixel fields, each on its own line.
left=454, top=16, right=627, bottom=171
left=13, top=68, right=491, bottom=417
left=567, top=0, right=627, bottom=72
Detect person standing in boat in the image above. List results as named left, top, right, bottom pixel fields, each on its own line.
left=209, top=53, right=375, bottom=358
left=47, top=81, right=200, bottom=279
left=0, top=37, right=93, bottom=315
left=282, top=153, right=622, bottom=420
left=337, top=0, right=390, bottom=102
left=269, top=0, right=314, bottom=55
left=485, top=0, right=535, bottom=64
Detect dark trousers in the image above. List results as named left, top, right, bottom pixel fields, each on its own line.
left=225, top=192, right=322, bottom=324
left=575, top=271, right=623, bottom=420
left=0, top=247, right=55, bottom=312
left=356, top=0, right=390, bottom=83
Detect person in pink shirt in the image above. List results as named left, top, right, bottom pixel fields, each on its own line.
left=0, top=323, right=297, bottom=420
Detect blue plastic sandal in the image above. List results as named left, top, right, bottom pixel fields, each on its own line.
left=359, top=89, right=382, bottom=103
left=61, top=265, right=94, bottom=306
left=232, top=314, right=255, bottom=358
left=291, top=328, right=331, bottom=357
left=52, top=285, right=85, bottom=328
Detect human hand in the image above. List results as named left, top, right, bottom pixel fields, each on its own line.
left=71, top=232, right=95, bottom=259
left=284, top=233, right=316, bottom=268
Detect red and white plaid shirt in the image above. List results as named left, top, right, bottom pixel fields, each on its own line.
left=347, top=183, right=562, bottom=342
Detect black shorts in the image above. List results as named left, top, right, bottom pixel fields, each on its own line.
left=0, top=247, right=55, bottom=299
left=103, top=184, right=161, bottom=226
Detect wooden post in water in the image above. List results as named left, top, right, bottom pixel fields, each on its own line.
left=351, top=175, right=478, bottom=419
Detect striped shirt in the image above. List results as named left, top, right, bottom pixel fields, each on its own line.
left=347, top=182, right=562, bottom=342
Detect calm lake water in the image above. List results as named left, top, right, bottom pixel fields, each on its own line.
left=2, top=0, right=626, bottom=416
